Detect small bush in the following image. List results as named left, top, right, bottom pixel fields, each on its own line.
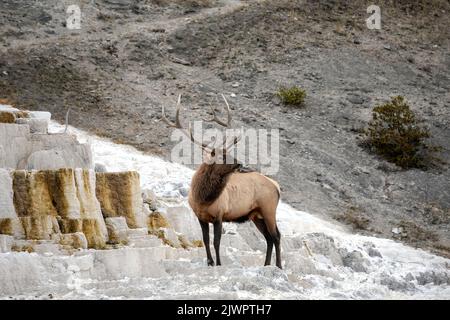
left=277, top=86, right=306, bottom=107
left=364, top=96, right=442, bottom=169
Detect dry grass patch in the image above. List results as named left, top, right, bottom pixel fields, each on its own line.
left=335, top=207, right=370, bottom=231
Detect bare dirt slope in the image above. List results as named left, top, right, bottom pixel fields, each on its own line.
left=1, top=0, right=449, bottom=256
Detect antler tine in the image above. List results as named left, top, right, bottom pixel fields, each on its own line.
left=161, top=94, right=182, bottom=128
left=162, top=94, right=212, bottom=151
left=187, top=123, right=212, bottom=150
left=174, top=94, right=185, bottom=128
left=221, top=94, right=232, bottom=128
left=223, top=128, right=243, bottom=152
left=203, top=94, right=232, bottom=128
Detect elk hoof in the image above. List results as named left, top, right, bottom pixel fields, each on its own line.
left=207, top=259, right=215, bottom=266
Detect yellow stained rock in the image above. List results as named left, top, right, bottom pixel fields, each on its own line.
left=82, top=219, right=106, bottom=249
left=2, top=168, right=142, bottom=250
left=58, top=232, right=88, bottom=249
left=14, top=111, right=30, bottom=119
left=59, top=218, right=83, bottom=234
left=0, top=111, right=15, bottom=123
left=0, top=218, right=25, bottom=237
left=13, top=170, right=59, bottom=218
left=19, top=216, right=59, bottom=240
left=11, top=169, right=107, bottom=248
left=96, top=171, right=144, bottom=228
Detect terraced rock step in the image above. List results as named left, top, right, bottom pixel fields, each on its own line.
left=0, top=105, right=91, bottom=170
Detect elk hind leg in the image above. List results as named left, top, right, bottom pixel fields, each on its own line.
left=263, top=216, right=282, bottom=269
left=252, top=217, right=274, bottom=266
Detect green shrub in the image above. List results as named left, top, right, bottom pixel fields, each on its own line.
left=277, top=86, right=306, bottom=107
left=364, top=96, right=442, bottom=169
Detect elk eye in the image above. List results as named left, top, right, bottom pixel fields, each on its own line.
left=211, top=150, right=216, bottom=157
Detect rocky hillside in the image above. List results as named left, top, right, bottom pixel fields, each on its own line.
left=0, top=0, right=449, bottom=256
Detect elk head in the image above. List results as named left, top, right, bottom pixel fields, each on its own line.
left=161, top=94, right=242, bottom=165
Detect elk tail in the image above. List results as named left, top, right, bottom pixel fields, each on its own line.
left=262, top=174, right=281, bottom=201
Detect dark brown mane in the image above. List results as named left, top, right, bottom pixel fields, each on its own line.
left=191, top=157, right=253, bottom=204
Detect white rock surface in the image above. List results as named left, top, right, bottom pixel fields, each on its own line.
left=142, top=188, right=158, bottom=210
left=28, top=111, right=51, bottom=121
left=15, top=118, right=48, bottom=134
left=105, top=217, right=129, bottom=244
left=161, top=228, right=182, bottom=248
left=0, top=235, right=13, bottom=253
left=0, top=169, right=15, bottom=219
left=0, top=122, right=92, bottom=170
left=0, top=104, right=19, bottom=112
left=0, top=124, right=31, bottom=169
left=58, top=233, right=88, bottom=250
left=0, top=107, right=91, bottom=170
left=163, top=206, right=202, bottom=242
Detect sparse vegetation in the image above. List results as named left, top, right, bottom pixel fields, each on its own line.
left=178, top=235, right=191, bottom=249
left=277, top=86, right=306, bottom=107
left=432, top=243, right=450, bottom=259
left=396, top=220, right=438, bottom=242
left=364, top=96, right=442, bottom=169
left=0, top=219, right=13, bottom=235
left=11, top=244, right=34, bottom=253
left=192, top=240, right=204, bottom=248
left=97, top=12, right=114, bottom=21
left=423, top=204, right=450, bottom=225
left=335, top=207, right=370, bottom=231
left=149, top=229, right=174, bottom=247
left=150, top=0, right=213, bottom=7
left=147, top=212, right=170, bottom=231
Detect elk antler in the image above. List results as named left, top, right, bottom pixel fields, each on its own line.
left=162, top=94, right=242, bottom=153
left=203, top=94, right=232, bottom=128
left=204, top=94, right=242, bottom=152
left=161, top=94, right=212, bottom=150
left=223, top=129, right=242, bottom=152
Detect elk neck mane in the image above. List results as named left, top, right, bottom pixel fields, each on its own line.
left=191, top=160, right=252, bottom=204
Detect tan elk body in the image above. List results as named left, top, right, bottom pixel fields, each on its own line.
left=189, top=171, right=280, bottom=224
left=162, top=94, right=282, bottom=268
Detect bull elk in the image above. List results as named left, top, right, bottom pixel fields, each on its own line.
left=162, top=94, right=282, bottom=268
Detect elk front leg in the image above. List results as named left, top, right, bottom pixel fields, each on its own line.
left=213, top=219, right=223, bottom=266
left=199, top=219, right=214, bottom=266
